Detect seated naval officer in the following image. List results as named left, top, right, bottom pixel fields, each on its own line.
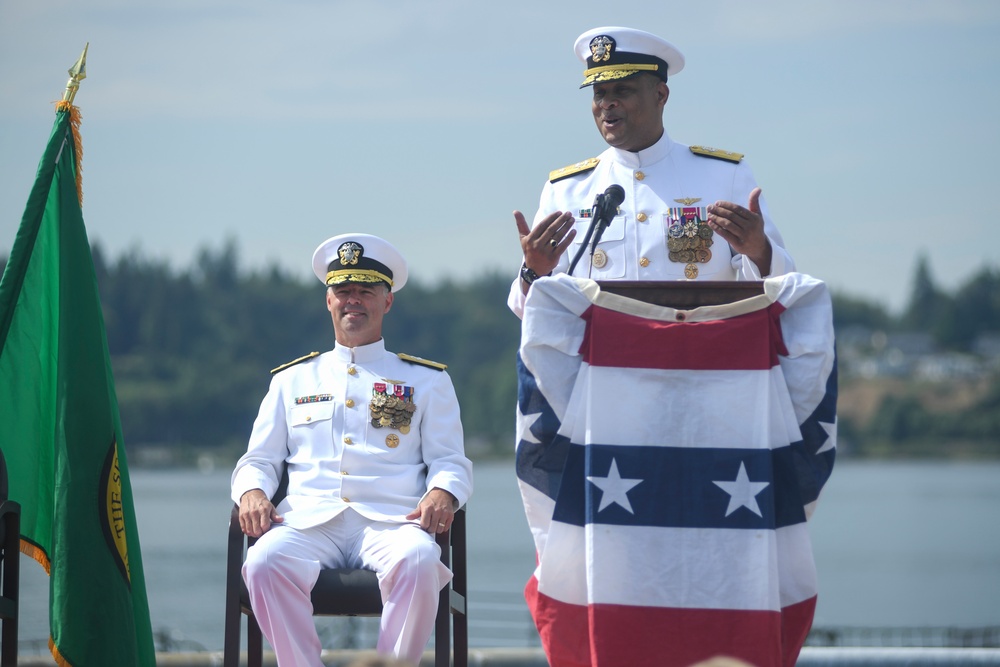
left=232, top=233, right=473, bottom=667
left=509, top=26, right=795, bottom=317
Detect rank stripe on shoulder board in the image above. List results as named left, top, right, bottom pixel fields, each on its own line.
left=271, top=351, right=320, bottom=374
left=549, top=157, right=600, bottom=183
left=397, top=353, right=447, bottom=371
left=690, top=145, right=744, bottom=163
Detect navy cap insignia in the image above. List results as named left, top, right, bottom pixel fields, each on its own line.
left=590, top=35, right=615, bottom=62
left=337, top=241, right=363, bottom=266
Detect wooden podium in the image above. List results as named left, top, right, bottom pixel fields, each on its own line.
left=597, top=280, right=765, bottom=309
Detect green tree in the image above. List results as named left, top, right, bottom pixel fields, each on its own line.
left=947, top=267, right=1000, bottom=349
left=831, top=292, right=892, bottom=331
left=902, top=254, right=952, bottom=336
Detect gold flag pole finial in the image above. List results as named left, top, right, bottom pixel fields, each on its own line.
left=62, top=43, right=89, bottom=105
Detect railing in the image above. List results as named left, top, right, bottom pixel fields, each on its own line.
left=806, top=626, right=1000, bottom=648
left=16, top=587, right=1000, bottom=655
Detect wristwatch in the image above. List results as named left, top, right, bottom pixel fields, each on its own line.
left=520, top=263, right=549, bottom=285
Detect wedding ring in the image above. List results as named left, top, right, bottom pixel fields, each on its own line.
left=438, top=523, right=446, bottom=527
left=549, top=238, right=558, bottom=247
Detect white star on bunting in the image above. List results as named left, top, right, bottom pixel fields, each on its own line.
left=713, top=461, right=770, bottom=517
left=816, top=418, right=837, bottom=454
left=516, top=403, right=542, bottom=445
left=587, top=458, right=643, bottom=514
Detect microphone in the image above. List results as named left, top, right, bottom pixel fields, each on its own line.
left=589, top=184, right=625, bottom=247
left=568, top=185, right=625, bottom=276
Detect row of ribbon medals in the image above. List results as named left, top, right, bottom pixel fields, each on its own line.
left=585, top=206, right=714, bottom=279
left=371, top=382, right=416, bottom=435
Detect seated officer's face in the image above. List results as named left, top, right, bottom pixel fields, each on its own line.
left=327, top=283, right=393, bottom=346
left=591, top=73, right=668, bottom=152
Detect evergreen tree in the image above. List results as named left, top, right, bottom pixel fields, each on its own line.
left=8, top=236, right=996, bottom=461
left=902, top=253, right=947, bottom=332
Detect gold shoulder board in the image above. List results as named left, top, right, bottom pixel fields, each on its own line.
left=690, top=145, right=744, bottom=163
left=397, top=353, right=448, bottom=371
left=549, top=157, right=600, bottom=183
left=270, top=351, right=320, bottom=374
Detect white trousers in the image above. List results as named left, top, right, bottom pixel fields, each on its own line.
left=242, top=508, right=452, bottom=667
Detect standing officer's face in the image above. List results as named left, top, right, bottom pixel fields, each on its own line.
left=591, top=74, right=669, bottom=153
left=327, top=283, right=393, bottom=347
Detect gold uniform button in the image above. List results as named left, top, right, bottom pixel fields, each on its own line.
left=636, top=212, right=648, bottom=222
left=341, top=470, right=349, bottom=475
left=342, top=497, right=350, bottom=503
left=345, top=399, right=355, bottom=408
left=635, top=171, right=645, bottom=181
left=343, top=437, right=353, bottom=445
left=347, top=366, right=357, bottom=376
left=639, top=257, right=650, bottom=267
left=305, top=415, right=312, bottom=422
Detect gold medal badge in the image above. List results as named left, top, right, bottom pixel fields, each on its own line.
left=665, top=202, right=714, bottom=278
left=369, top=381, right=416, bottom=434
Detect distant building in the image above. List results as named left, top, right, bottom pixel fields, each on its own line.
left=837, top=327, right=999, bottom=381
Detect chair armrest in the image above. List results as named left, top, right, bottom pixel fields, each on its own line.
left=225, top=505, right=248, bottom=611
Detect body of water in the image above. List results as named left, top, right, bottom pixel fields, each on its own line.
left=16, top=459, right=1000, bottom=654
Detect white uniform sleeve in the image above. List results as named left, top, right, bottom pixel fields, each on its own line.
left=419, top=370, right=473, bottom=508
left=231, top=375, right=287, bottom=504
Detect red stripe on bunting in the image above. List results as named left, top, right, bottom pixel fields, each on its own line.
left=527, top=575, right=815, bottom=667
left=578, top=301, right=788, bottom=371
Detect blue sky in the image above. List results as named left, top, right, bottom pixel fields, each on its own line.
left=2, top=1, right=998, bottom=313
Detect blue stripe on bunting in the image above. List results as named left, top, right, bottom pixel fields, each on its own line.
left=552, top=443, right=782, bottom=530
left=515, top=353, right=569, bottom=502
left=516, top=349, right=838, bottom=531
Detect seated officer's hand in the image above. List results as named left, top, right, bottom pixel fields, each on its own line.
left=239, top=488, right=284, bottom=538
left=407, top=488, right=458, bottom=535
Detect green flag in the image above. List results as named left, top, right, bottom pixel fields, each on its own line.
left=0, top=104, right=155, bottom=666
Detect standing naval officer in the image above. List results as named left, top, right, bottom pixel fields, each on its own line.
left=232, top=233, right=473, bottom=667
left=508, top=26, right=795, bottom=317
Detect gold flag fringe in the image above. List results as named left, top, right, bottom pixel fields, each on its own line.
left=21, top=542, right=76, bottom=665
left=49, top=637, right=74, bottom=667
left=20, top=539, right=51, bottom=574
left=54, top=101, right=84, bottom=207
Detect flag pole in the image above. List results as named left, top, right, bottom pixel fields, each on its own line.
left=61, top=43, right=89, bottom=105
left=58, top=44, right=89, bottom=204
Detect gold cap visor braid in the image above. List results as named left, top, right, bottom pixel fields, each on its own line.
left=326, top=269, right=393, bottom=287
left=580, top=63, right=659, bottom=87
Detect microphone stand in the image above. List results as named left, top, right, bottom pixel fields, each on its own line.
left=589, top=208, right=614, bottom=254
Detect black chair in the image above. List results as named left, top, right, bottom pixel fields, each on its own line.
left=223, top=480, right=468, bottom=667
left=0, top=448, right=20, bottom=667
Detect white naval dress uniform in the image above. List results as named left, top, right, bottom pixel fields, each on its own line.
left=508, top=132, right=795, bottom=318
left=231, top=339, right=473, bottom=666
